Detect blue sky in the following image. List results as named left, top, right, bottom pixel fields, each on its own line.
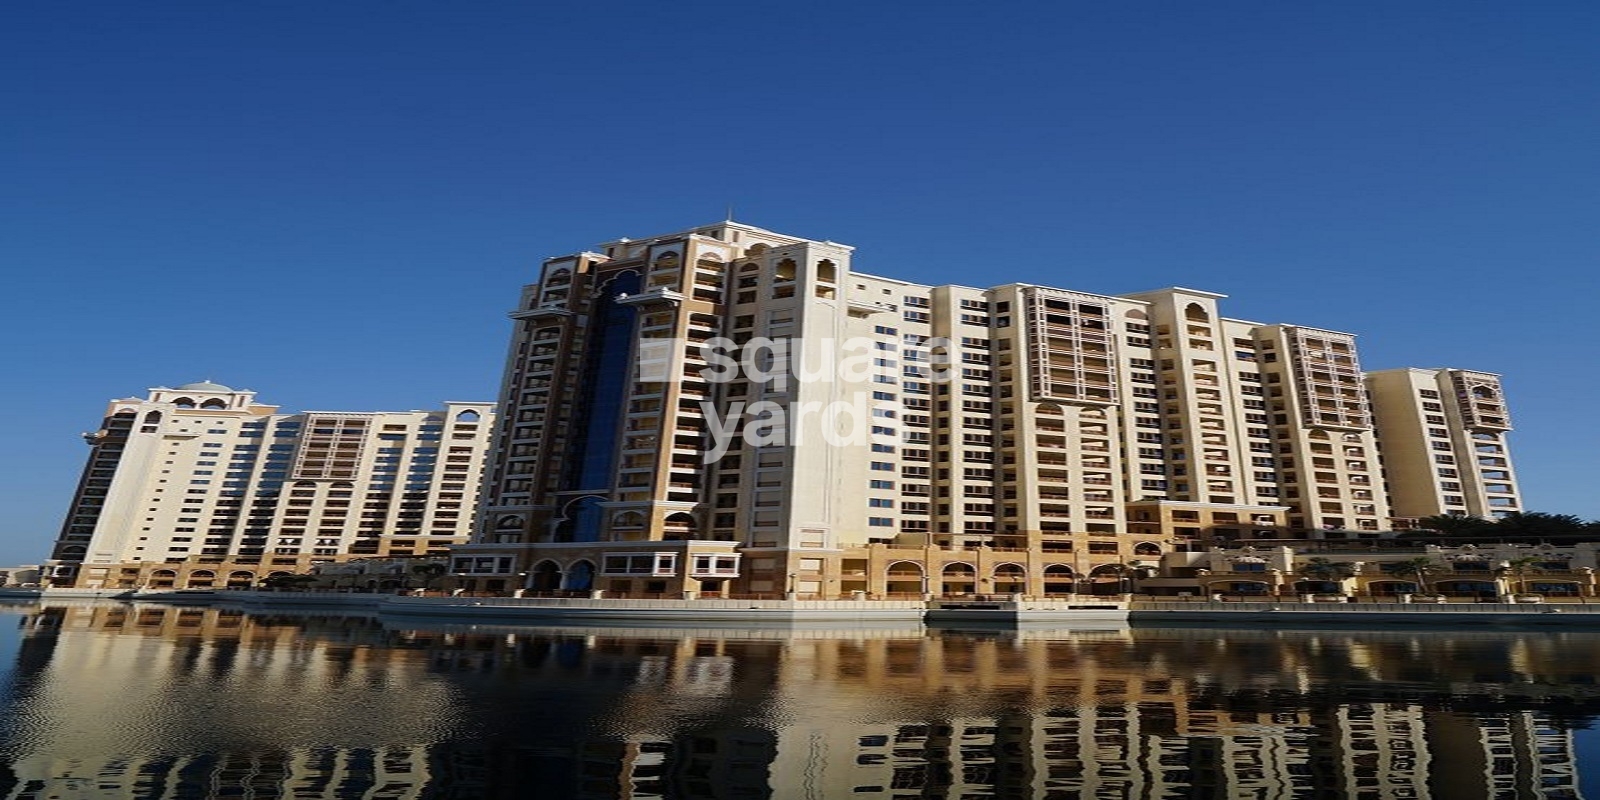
left=3, top=1, right=1598, bottom=565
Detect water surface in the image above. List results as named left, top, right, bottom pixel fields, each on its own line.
left=0, top=601, right=1595, bottom=798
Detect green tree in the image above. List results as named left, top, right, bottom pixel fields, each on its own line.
left=1497, top=556, right=1543, bottom=596
left=262, top=574, right=316, bottom=591
left=1298, top=557, right=1355, bottom=590
left=410, top=563, right=447, bottom=590
left=1416, top=513, right=1494, bottom=536
left=1492, top=512, right=1586, bottom=538
left=1381, top=557, right=1438, bottom=594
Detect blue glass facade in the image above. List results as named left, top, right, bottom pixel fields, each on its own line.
left=559, top=271, right=640, bottom=542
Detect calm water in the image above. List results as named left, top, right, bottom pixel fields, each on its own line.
left=0, top=602, right=1598, bottom=799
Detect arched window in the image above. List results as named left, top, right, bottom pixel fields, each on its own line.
left=530, top=560, right=562, bottom=591
left=173, top=398, right=196, bottom=409
left=564, top=560, right=595, bottom=591
left=457, top=410, right=481, bottom=423
left=942, top=563, right=977, bottom=584
left=884, top=561, right=925, bottom=592
left=663, top=512, right=697, bottom=540
left=546, top=268, right=572, bottom=286
left=554, top=497, right=606, bottom=543
left=144, top=411, right=162, bottom=424
left=1184, top=303, right=1209, bottom=322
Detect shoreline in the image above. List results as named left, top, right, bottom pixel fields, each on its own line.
left=11, top=588, right=1600, bottom=628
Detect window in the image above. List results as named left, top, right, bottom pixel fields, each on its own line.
left=869, top=480, right=895, bottom=489
left=869, top=498, right=894, bottom=508
left=870, top=462, right=894, bottom=471
left=601, top=553, right=677, bottom=576
left=868, top=517, right=894, bottom=527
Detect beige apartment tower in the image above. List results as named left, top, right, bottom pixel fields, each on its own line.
left=45, top=382, right=495, bottom=589
left=1366, top=367, right=1523, bottom=519
left=453, top=222, right=1520, bottom=597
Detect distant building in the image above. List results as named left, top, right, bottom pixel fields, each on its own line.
left=44, top=382, right=494, bottom=589
left=1366, top=368, right=1523, bottom=519
left=449, top=221, right=1524, bottom=597
left=0, top=566, right=41, bottom=587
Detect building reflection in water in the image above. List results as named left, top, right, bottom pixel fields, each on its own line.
left=0, top=602, right=1592, bottom=799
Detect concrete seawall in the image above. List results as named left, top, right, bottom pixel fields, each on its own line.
left=378, top=595, right=929, bottom=623
left=1129, top=600, right=1600, bottom=627
left=34, top=590, right=1600, bottom=628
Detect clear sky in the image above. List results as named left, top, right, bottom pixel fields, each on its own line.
left=3, top=1, right=1597, bottom=565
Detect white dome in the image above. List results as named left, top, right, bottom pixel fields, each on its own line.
left=174, top=380, right=233, bottom=392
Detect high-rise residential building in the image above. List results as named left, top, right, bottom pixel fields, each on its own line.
left=44, top=382, right=494, bottom=589
left=1366, top=368, right=1523, bottom=519
left=451, top=222, right=1519, bottom=597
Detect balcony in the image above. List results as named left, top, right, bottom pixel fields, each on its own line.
left=616, top=287, right=686, bottom=306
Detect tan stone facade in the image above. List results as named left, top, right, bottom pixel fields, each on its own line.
left=453, top=222, right=1523, bottom=598
left=1366, top=367, right=1523, bottom=520
left=45, top=382, right=494, bottom=588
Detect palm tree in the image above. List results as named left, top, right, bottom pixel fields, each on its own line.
left=1382, top=557, right=1437, bottom=595
left=1497, top=556, right=1543, bottom=597
left=262, top=574, right=316, bottom=591
left=409, top=563, right=447, bottom=591
left=1417, top=513, right=1494, bottom=536
left=1297, top=557, right=1355, bottom=594
left=1493, top=512, right=1586, bottom=538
